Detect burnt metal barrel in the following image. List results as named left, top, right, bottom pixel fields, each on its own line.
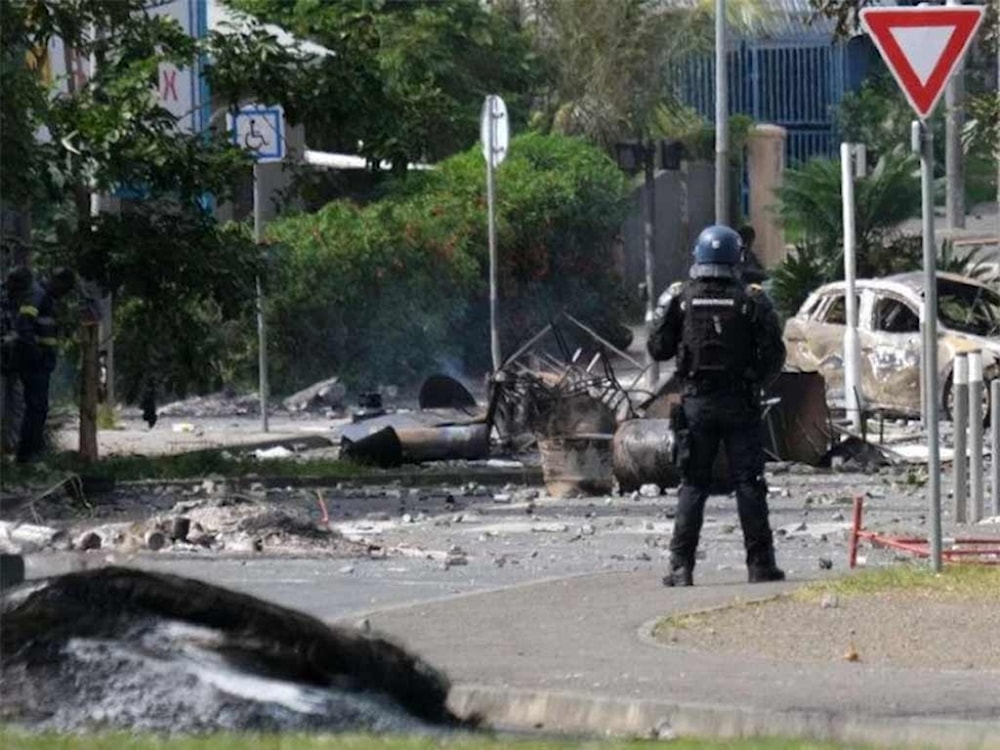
left=613, top=419, right=680, bottom=494
left=538, top=433, right=615, bottom=498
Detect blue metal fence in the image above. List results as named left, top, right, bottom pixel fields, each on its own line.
left=674, top=38, right=849, bottom=164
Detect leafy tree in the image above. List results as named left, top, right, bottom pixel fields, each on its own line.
left=227, top=0, right=544, bottom=170
left=776, top=152, right=922, bottom=271
left=524, top=0, right=767, bottom=151
left=836, top=73, right=917, bottom=161
left=812, top=0, right=998, bottom=202
left=1, top=0, right=278, bottom=458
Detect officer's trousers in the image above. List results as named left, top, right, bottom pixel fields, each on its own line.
left=669, top=392, right=775, bottom=570
left=1, top=372, right=24, bottom=453
left=17, top=369, right=51, bottom=463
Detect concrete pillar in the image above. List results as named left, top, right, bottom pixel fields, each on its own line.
left=746, top=124, right=787, bottom=269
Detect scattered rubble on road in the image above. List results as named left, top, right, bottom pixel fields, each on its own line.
left=159, top=390, right=266, bottom=418
left=283, top=375, right=348, bottom=414
left=1, top=485, right=367, bottom=559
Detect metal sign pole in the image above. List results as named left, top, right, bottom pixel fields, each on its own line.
left=914, top=120, right=942, bottom=571
left=487, top=97, right=501, bottom=372
left=841, top=142, right=862, bottom=433
left=229, top=104, right=283, bottom=434
left=992, top=379, right=1000, bottom=516
left=253, top=161, right=269, bottom=433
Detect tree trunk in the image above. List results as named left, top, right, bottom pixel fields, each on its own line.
left=78, top=319, right=100, bottom=462
left=65, top=42, right=100, bottom=462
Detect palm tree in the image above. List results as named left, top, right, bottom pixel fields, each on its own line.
left=522, top=0, right=769, bottom=151
left=776, top=151, right=922, bottom=275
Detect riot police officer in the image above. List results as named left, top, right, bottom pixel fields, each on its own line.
left=2, top=266, right=33, bottom=454
left=11, top=267, right=75, bottom=463
left=647, top=225, right=785, bottom=586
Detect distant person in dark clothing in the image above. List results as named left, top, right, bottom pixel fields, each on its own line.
left=737, top=225, right=768, bottom=285
left=10, top=267, right=75, bottom=463
left=1, top=266, right=33, bottom=455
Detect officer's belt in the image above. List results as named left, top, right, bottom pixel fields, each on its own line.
left=682, top=377, right=751, bottom=396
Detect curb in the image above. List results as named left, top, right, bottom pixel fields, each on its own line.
left=447, top=683, right=1000, bottom=749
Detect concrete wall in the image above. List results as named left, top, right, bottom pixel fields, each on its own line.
left=619, top=161, right=715, bottom=303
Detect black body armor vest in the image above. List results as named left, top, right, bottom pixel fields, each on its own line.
left=678, top=278, right=755, bottom=386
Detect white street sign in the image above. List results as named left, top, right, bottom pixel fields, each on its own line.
left=228, top=105, right=286, bottom=162
left=480, top=95, right=509, bottom=167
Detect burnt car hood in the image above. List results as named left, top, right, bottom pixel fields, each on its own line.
left=946, top=330, right=1000, bottom=362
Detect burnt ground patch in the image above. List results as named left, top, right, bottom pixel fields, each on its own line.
left=1, top=567, right=467, bottom=734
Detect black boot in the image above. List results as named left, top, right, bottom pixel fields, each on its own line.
left=748, top=564, right=785, bottom=583
left=662, top=561, right=694, bottom=587
left=747, top=549, right=784, bottom=583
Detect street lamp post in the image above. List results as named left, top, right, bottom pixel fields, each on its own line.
left=715, top=0, right=728, bottom=225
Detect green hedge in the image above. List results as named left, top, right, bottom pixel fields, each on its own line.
left=265, top=133, right=630, bottom=392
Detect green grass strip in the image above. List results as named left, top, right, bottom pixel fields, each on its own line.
left=1, top=451, right=376, bottom=486
left=795, top=563, right=1000, bottom=601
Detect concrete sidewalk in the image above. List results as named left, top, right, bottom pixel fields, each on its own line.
left=357, top=569, right=1000, bottom=748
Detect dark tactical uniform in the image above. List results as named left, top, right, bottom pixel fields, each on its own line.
left=1, top=268, right=32, bottom=453
left=10, top=269, right=74, bottom=463
left=737, top=225, right=768, bottom=285
left=648, top=225, right=786, bottom=586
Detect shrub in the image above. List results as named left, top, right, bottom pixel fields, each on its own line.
left=770, top=242, right=832, bottom=319
left=265, top=133, right=630, bottom=392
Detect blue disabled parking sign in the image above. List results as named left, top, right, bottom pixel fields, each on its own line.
left=228, top=105, right=286, bottom=162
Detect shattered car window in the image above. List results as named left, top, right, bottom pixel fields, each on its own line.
left=819, top=294, right=859, bottom=326
left=937, top=280, right=1000, bottom=337
left=822, top=295, right=847, bottom=324
left=875, top=297, right=919, bottom=333
left=800, top=295, right=822, bottom=319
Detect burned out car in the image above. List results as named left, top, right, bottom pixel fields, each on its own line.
left=783, top=272, right=1000, bottom=419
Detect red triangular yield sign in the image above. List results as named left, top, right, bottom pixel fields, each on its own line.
left=860, top=7, right=985, bottom=120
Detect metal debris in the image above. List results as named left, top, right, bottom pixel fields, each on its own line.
left=418, top=374, right=477, bottom=411
left=490, top=313, right=638, bottom=448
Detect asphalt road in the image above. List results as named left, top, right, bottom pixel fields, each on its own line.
left=24, top=462, right=951, bottom=622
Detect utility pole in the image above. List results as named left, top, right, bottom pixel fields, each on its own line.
left=714, top=0, right=728, bottom=225
left=841, top=143, right=863, bottom=433
left=944, top=0, right=965, bottom=229
left=914, top=120, right=943, bottom=572
left=643, top=142, right=659, bottom=392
